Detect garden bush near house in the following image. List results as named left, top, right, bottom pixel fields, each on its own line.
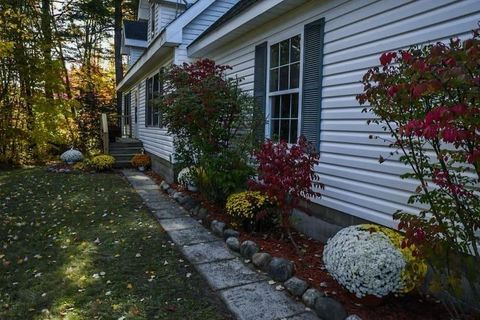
left=158, top=59, right=260, bottom=203
left=226, top=191, right=276, bottom=231
left=323, top=224, right=427, bottom=299
left=90, top=154, right=115, bottom=171
left=248, top=136, right=323, bottom=249
left=198, top=149, right=255, bottom=203
left=357, top=29, right=480, bottom=313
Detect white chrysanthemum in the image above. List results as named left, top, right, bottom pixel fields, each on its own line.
left=177, top=167, right=195, bottom=186
left=323, top=225, right=406, bottom=298
left=60, top=148, right=83, bottom=164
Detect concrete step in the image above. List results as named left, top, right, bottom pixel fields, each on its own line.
left=110, top=143, right=143, bottom=149
left=114, top=160, right=133, bottom=168
left=111, top=154, right=135, bottom=162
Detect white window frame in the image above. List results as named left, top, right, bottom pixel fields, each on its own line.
left=265, top=27, right=304, bottom=143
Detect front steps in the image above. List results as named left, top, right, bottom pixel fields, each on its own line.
left=109, top=138, right=143, bottom=168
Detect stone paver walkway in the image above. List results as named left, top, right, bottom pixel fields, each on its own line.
left=122, top=169, right=318, bottom=320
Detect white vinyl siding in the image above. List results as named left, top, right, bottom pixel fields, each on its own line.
left=130, top=54, right=175, bottom=161
left=175, top=0, right=239, bottom=64
left=128, top=47, right=144, bottom=67
left=202, top=0, right=480, bottom=227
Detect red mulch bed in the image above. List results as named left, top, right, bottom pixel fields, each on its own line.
left=145, top=170, right=449, bottom=320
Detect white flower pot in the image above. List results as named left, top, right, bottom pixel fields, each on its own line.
left=138, top=166, right=145, bottom=172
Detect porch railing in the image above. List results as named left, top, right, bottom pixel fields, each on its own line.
left=119, top=114, right=132, bottom=138
left=100, top=113, right=109, bottom=154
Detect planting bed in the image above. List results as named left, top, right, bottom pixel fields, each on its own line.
left=146, top=171, right=450, bottom=320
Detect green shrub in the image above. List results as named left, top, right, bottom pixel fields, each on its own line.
left=90, top=154, right=115, bottom=171
left=158, top=59, right=261, bottom=203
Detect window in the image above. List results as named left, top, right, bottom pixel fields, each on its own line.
left=150, top=5, right=155, bottom=36
left=145, top=70, right=163, bottom=127
left=268, top=35, right=301, bottom=143
left=134, top=90, right=138, bottom=123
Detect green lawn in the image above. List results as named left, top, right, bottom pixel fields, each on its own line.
left=0, top=168, right=231, bottom=320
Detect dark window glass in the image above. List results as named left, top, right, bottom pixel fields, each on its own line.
left=269, top=69, right=278, bottom=92
left=281, top=94, right=290, bottom=118
left=271, top=120, right=280, bottom=141
left=289, top=119, right=298, bottom=144
left=280, top=39, right=289, bottom=65
left=270, top=43, right=279, bottom=68
left=151, top=5, right=155, bottom=34
left=272, top=95, right=281, bottom=118
left=290, top=35, right=300, bottom=63
left=290, top=63, right=300, bottom=89
left=291, top=93, right=299, bottom=118
left=280, top=119, right=289, bottom=142
left=279, top=66, right=289, bottom=91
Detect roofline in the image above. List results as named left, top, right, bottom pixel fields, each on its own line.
left=188, top=0, right=288, bottom=57
left=190, top=0, right=259, bottom=47
left=118, top=0, right=216, bottom=91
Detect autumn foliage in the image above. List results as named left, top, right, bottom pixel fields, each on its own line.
left=357, top=28, right=480, bottom=309
left=249, top=136, right=323, bottom=233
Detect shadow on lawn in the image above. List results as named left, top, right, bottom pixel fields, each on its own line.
left=0, top=168, right=231, bottom=320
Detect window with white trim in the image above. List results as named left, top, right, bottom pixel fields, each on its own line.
left=268, top=35, right=301, bottom=143
left=145, top=70, right=163, bottom=127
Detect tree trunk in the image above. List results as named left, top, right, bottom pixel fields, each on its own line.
left=41, top=0, right=53, bottom=99
left=114, top=0, right=123, bottom=116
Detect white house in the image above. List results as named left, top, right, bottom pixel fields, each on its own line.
left=117, top=0, right=480, bottom=241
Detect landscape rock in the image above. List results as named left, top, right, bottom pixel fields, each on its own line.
left=160, top=181, right=170, bottom=191
left=167, top=188, right=175, bottom=196
left=345, top=315, right=362, bottom=320
left=267, top=257, right=294, bottom=282
left=223, top=228, right=240, bottom=240
left=226, top=237, right=240, bottom=252
left=182, top=196, right=196, bottom=210
left=198, top=207, right=209, bottom=219
left=190, top=205, right=200, bottom=216
left=302, top=288, right=324, bottom=308
left=240, top=240, right=259, bottom=259
left=284, top=277, right=308, bottom=297
left=252, top=252, right=272, bottom=270
left=173, top=191, right=184, bottom=201
left=211, top=220, right=226, bottom=237
left=314, top=297, right=347, bottom=320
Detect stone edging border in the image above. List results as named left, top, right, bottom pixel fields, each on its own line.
left=158, top=180, right=361, bottom=320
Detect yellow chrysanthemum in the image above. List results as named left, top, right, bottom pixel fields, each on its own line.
left=225, top=191, right=271, bottom=220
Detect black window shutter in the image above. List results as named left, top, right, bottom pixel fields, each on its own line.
left=145, top=78, right=151, bottom=126
left=253, top=42, right=267, bottom=141
left=301, top=18, right=325, bottom=150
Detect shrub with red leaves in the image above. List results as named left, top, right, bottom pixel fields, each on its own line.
left=357, top=27, right=480, bottom=311
left=248, top=136, right=323, bottom=236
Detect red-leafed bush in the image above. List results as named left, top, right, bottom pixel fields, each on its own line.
left=158, top=59, right=260, bottom=203
left=249, top=136, right=323, bottom=248
left=357, top=28, right=480, bottom=313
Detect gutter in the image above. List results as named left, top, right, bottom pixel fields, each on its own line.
left=117, top=0, right=216, bottom=91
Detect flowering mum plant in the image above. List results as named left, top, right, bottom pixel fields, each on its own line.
left=90, top=154, right=115, bottom=171
left=225, top=191, right=275, bottom=231
left=323, top=225, right=427, bottom=298
left=60, top=148, right=83, bottom=164
left=131, top=154, right=151, bottom=168
left=177, top=167, right=196, bottom=186
left=357, top=28, right=480, bottom=308
left=249, top=136, right=323, bottom=249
